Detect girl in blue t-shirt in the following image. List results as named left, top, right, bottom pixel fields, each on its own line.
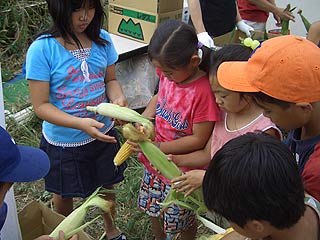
left=26, top=0, right=127, bottom=239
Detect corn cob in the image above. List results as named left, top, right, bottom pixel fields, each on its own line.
left=297, top=9, right=311, bottom=32
left=114, top=140, right=133, bottom=166
left=122, top=123, right=153, bottom=142
left=138, top=141, right=182, bottom=180
left=86, top=103, right=155, bottom=140
left=50, top=188, right=112, bottom=240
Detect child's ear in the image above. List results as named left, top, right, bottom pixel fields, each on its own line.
left=247, top=220, right=265, bottom=233
left=190, top=54, right=201, bottom=67
left=295, top=102, right=313, bottom=112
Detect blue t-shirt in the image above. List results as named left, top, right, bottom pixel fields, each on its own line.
left=26, top=30, right=118, bottom=146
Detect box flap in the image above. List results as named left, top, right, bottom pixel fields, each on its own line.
left=109, top=0, right=183, bottom=13
left=18, top=201, right=93, bottom=240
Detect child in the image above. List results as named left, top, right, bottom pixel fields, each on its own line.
left=307, top=20, right=320, bottom=47
left=25, top=0, right=127, bottom=239
left=171, top=44, right=281, bottom=196
left=203, top=132, right=320, bottom=240
left=0, top=126, right=77, bottom=240
left=217, top=35, right=320, bottom=202
left=137, top=19, right=220, bottom=240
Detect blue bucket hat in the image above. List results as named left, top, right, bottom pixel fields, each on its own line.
left=0, top=126, right=50, bottom=182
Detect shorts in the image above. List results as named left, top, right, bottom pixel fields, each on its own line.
left=41, top=129, right=127, bottom=198
left=137, top=169, right=196, bottom=235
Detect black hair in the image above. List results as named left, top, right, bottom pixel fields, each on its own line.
left=209, top=44, right=253, bottom=77
left=248, top=92, right=292, bottom=109
left=203, top=132, right=305, bottom=229
left=148, top=19, right=212, bottom=71
left=209, top=44, right=253, bottom=100
left=41, top=0, right=107, bottom=48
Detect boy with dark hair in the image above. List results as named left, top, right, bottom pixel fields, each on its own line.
left=216, top=35, right=320, bottom=202
left=203, top=133, right=320, bottom=240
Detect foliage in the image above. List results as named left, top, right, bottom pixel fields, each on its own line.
left=0, top=1, right=51, bottom=81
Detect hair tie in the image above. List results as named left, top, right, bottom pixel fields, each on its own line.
left=241, top=37, right=260, bottom=50
left=197, top=42, right=203, bottom=49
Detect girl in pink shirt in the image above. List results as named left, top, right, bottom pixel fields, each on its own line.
left=137, top=19, right=220, bottom=240
left=171, top=44, right=282, bottom=196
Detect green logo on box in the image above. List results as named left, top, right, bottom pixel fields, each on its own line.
left=122, top=9, right=156, bottom=23
left=118, top=18, right=144, bottom=41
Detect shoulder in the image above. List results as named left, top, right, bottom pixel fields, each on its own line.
left=28, top=35, right=54, bottom=49
left=27, top=35, right=55, bottom=56
left=307, top=20, right=320, bottom=45
left=194, top=74, right=212, bottom=88
left=304, top=194, right=320, bottom=220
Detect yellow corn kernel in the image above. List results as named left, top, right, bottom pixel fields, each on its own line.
left=114, top=140, right=133, bottom=166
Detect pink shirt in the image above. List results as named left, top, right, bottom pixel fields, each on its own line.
left=211, top=112, right=282, bottom=158
left=139, top=70, right=221, bottom=183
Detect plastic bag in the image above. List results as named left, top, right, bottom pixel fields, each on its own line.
left=116, top=54, right=158, bottom=109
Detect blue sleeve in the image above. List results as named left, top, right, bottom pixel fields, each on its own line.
left=100, top=29, right=118, bottom=66
left=25, top=38, right=51, bottom=81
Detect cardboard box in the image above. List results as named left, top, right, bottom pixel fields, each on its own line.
left=108, top=4, right=183, bottom=43
left=18, top=201, right=92, bottom=240
left=213, top=29, right=281, bottom=46
left=109, top=0, right=183, bottom=13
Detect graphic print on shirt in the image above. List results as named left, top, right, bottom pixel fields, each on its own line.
left=156, top=97, right=189, bottom=131
left=54, top=64, right=106, bottom=118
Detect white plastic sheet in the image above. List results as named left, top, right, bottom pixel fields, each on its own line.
left=116, top=54, right=158, bottom=109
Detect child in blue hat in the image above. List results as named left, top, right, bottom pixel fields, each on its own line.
left=0, top=126, right=76, bottom=240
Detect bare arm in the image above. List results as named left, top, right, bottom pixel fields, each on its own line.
left=248, top=0, right=294, bottom=21
left=169, top=135, right=212, bottom=168
left=236, top=3, right=242, bottom=22
left=160, top=121, right=214, bottom=157
left=142, top=94, right=158, bottom=119
left=105, top=64, right=128, bottom=107
left=188, top=0, right=206, bottom=33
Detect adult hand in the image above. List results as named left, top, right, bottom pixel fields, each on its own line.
left=275, top=7, right=295, bottom=22
left=236, top=20, right=254, bottom=37
left=272, top=12, right=282, bottom=27
left=171, top=170, right=205, bottom=197
left=197, top=32, right=215, bottom=49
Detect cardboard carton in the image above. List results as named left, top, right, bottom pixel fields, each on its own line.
left=108, top=0, right=183, bottom=13
left=108, top=4, right=182, bottom=43
left=18, top=201, right=92, bottom=240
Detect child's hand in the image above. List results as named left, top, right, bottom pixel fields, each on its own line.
left=111, top=97, right=129, bottom=125
left=79, top=118, right=117, bottom=143
left=167, top=154, right=181, bottom=167
left=111, top=95, right=128, bottom=108
left=171, top=170, right=205, bottom=197
left=127, top=140, right=142, bottom=153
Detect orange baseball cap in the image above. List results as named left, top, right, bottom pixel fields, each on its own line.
left=217, top=35, right=320, bottom=103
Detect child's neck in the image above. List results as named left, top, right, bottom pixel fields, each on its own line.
left=57, top=32, right=91, bottom=50
left=180, top=68, right=204, bottom=85
left=226, top=102, right=262, bottom=131
left=267, top=206, right=318, bottom=240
